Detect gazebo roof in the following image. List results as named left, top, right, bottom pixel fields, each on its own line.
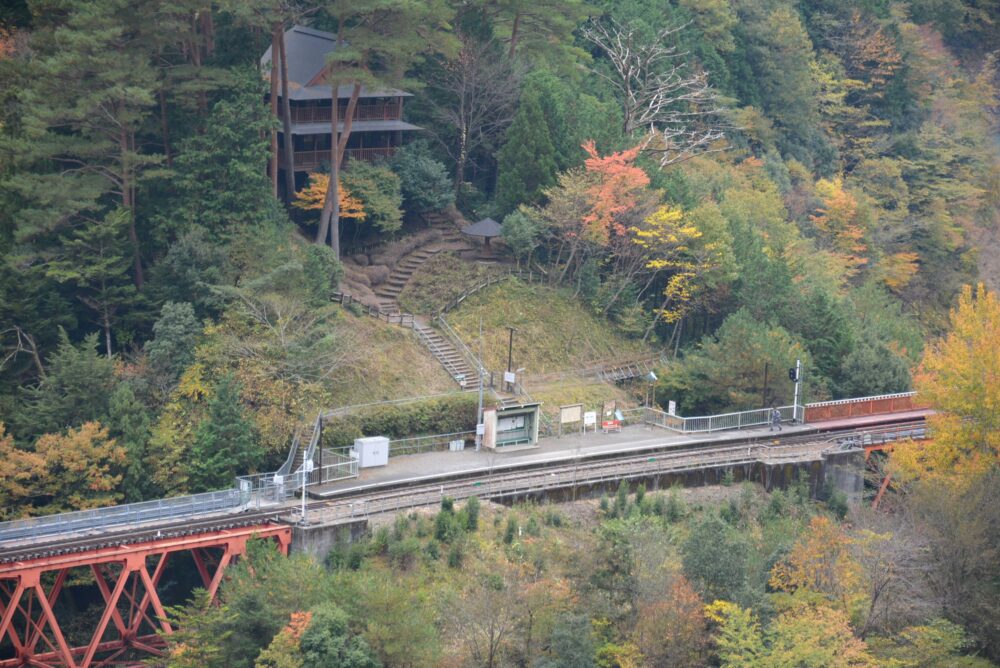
left=461, top=217, right=503, bottom=238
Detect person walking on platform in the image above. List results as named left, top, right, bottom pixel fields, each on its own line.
left=770, top=407, right=782, bottom=432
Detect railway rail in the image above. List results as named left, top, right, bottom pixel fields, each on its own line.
left=0, top=416, right=927, bottom=565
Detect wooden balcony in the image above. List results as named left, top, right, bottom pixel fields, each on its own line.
left=290, top=101, right=402, bottom=124
left=283, top=147, right=398, bottom=171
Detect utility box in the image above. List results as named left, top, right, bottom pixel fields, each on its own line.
left=352, top=436, right=389, bottom=468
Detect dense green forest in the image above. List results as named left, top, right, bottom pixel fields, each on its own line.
left=2, top=0, right=997, bottom=506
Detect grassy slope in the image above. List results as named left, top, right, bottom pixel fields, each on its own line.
left=446, top=279, right=651, bottom=374
left=528, top=378, right=639, bottom=426
left=329, top=310, right=456, bottom=406
left=396, top=252, right=495, bottom=315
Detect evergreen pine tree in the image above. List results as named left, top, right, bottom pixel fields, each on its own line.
left=145, top=301, right=200, bottom=382
left=6, top=0, right=160, bottom=285
left=44, top=208, right=141, bottom=358
left=170, top=68, right=282, bottom=238
left=17, top=331, right=115, bottom=442
left=189, top=375, right=260, bottom=491
left=494, top=87, right=558, bottom=215
left=108, top=382, right=153, bottom=502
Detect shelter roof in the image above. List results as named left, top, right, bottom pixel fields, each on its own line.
left=462, top=217, right=503, bottom=238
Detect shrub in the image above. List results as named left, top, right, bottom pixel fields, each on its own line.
left=301, top=243, right=343, bottom=306
left=447, top=542, right=463, bottom=568
left=372, top=526, right=391, bottom=556
left=320, top=394, right=478, bottom=448
left=342, top=161, right=403, bottom=234
left=665, top=488, right=685, bottom=523
left=503, top=517, right=518, bottom=544
left=388, top=536, right=422, bottom=570
left=392, top=514, right=409, bottom=541
left=614, top=480, right=629, bottom=517
left=599, top=493, right=610, bottom=515
left=434, top=511, right=462, bottom=543
left=390, top=140, right=455, bottom=213
left=465, top=496, right=480, bottom=531
left=365, top=264, right=391, bottom=286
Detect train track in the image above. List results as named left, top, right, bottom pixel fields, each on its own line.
left=0, top=417, right=926, bottom=563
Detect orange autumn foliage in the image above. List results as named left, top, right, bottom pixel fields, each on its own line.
left=582, top=140, right=650, bottom=244
left=293, top=172, right=365, bottom=220
left=810, top=178, right=869, bottom=279
left=769, top=516, right=862, bottom=612
left=633, top=576, right=708, bottom=667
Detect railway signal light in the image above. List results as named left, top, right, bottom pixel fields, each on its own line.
left=788, top=367, right=799, bottom=382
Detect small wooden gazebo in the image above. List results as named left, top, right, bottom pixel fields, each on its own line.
left=461, top=217, right=503, bottom=249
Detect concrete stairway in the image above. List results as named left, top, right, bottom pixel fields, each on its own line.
left=373, top=247, right=441, bottom=312
left=413, top=321, right=480, bottom=391
left=424, top=211, right=465, bottom=243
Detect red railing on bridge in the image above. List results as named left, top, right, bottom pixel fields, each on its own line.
left=0, top=523, right=290, bottom=668
left=804, top=392, right=923, bottom=422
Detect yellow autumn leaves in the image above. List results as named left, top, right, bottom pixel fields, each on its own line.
left=891, top=283, right=1000, bottom=488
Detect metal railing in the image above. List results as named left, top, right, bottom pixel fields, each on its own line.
left=291, top=101, right=402, bottom=124
left=627, top=405, right=797, bottom=433
left=435, top=315, right=489, bottom=386
left=413, top=325, right=472, bottom=386
left=316, top=452, right=359, bottom=484
left=0, top=489, right=243, bottom=545
left=389, top=431, right=476, bottom=456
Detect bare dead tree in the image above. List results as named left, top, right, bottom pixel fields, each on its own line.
left=0, top=327, right=46, bottom=379
left=421, top=34, right=524, bottom=192
left=581, top=19, right=729, bottom=168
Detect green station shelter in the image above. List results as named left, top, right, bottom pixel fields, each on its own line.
left=482, top=402, right=542, bottom=449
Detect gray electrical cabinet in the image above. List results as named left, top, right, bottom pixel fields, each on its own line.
left=352, top=436, right=389, bottom=468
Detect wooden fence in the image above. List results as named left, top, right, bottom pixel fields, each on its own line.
left=436, top=268, right=542, bottom=315
left=331, top=291, right=414, bottom=328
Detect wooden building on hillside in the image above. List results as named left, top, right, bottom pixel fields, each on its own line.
left=261, top=25, right=421, bottom=194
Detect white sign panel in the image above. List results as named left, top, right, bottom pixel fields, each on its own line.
left=503, top=371, right=516, bottom=384
left=668, top=400, right=677, bottom=416
left=476, top=423, right=486, bottom=435
left=559, top=404, right=583, bottom=424
left=583, top=411, right=597, bottom=426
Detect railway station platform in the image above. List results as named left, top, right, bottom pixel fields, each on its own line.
left=308, top=408, right=931, bottom=498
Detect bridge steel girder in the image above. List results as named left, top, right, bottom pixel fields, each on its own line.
left=0, top=524, right=291, bottom=668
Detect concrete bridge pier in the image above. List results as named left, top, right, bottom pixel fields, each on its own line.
left=290, top=518, right=369, bottom=560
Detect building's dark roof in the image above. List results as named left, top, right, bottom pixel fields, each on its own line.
left=261, top=25, right=411, bottom=100
left=291, top=120, right=422, bottom=135
left=462, top=218, right=503, bottom=238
